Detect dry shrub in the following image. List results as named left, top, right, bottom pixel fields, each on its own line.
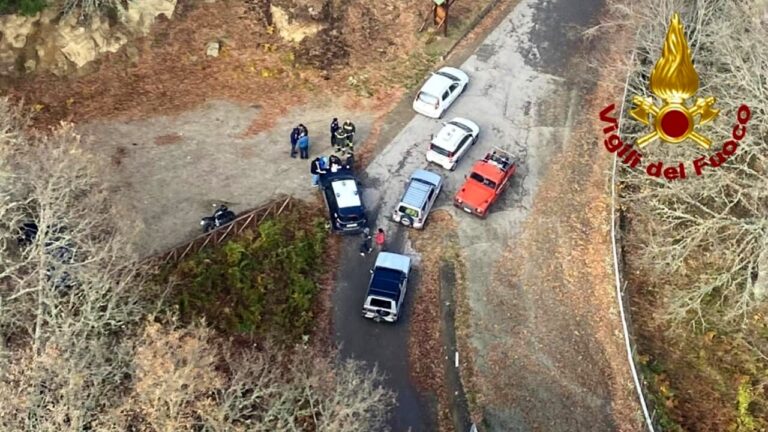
left=0, top=98, right=395, bottom=431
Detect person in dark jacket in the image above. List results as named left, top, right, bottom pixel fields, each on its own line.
left=330, top=118, right=339, bottom=146
left=310, top=157, right=327, bottom=187
left=344, top=154, right=354, bottom=171
left=359, top=227, right=372, bottom=256
left=328, top=154, right=343, bottom=172
left=290, top=126, right=300, bottom=158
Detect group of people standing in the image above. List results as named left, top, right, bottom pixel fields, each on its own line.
left=359, top=227, right=386, bottom=256
left=294, top=118, right=386, bottom=257
left=290, top=118, right=357, bottom=160
left=309, top=154, right=353, bottom=187
left=330, top=118, right=356, bottom=158
left=290, top=123, right=309, bottom=159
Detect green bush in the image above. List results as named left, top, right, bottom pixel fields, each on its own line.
left=169, top=211, right=328, bottom=341
left=0, top=0, right=47, bottom=16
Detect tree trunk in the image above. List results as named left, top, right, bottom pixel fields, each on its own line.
left=753, top=243, right=768, bottom=301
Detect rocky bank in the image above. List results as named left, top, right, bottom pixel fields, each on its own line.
left=0, top=0, right=176, bottom=76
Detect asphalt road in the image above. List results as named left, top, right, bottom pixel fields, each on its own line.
left=332, top=0, right=607, bottom=430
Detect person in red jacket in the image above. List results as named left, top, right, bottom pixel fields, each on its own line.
left=374, top=228, right=385, bottom=251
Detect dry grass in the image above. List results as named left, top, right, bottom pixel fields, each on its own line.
left=3, top=0, right=441, bottom=132
left=408, top=210, right=459, bottom=432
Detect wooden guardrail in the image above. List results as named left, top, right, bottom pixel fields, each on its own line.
left=147, top=195, right=293, bottom=266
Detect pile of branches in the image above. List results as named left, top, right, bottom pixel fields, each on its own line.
left=617, top=0, right=768, bottom=324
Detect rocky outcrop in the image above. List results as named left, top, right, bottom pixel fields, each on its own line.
left=120, top=0, right=176, bottom=35
left=0, top=0, right=177, bottom=77
left=269, top=4, right=326, bottom=43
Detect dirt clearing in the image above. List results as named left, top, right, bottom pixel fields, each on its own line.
left=77, top=98, right=375, bottom=257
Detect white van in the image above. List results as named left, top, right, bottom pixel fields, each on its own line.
left=426, top=117, right=480, bottom=171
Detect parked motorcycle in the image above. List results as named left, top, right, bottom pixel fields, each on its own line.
left=200, top=204, right=236, bottom=233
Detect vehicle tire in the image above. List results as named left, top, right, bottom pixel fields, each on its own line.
left=449, top=162, right=457, bottom=172
left=473, top=132, right=479, bottom=144
left=401, top=215, right=413, bottom=227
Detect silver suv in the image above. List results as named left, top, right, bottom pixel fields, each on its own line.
left=392, top=169, right=443, bottom=229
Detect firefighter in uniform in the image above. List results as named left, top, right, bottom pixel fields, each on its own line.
left=342, top=120, right=356, bottom=157
left=334, top=127, right=347, bottom=154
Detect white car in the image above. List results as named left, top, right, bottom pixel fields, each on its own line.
left=412, top=66, right=469, bottom=119
left=426, top=117, right=480, bottom=171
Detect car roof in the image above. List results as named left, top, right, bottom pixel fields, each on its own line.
left=374, top=251, right=411, bottom=274
left=411, top=169, right=442, bottom=187
left=433, top=122, right=468, bottom=151
left=400, top=170, right=441, bottom=209
left=420, top=73, right=453, bottom=97
left=369, top=267, right=403, bottom=301
left=330, top=177, right=361, bottom=208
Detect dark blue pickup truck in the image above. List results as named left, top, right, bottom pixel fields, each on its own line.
left=362, top=252, right=411, bottom=323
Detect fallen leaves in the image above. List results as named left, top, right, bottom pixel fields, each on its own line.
left=407, top=210, right=459, bottom=431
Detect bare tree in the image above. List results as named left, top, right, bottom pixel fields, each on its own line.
left=0, top=97, right=395, bottom=431
left=0, top=98, right=148, bottom=431
left=613, top=0, right=768, bottom=324
left=94, top=319, right=395, bottom=432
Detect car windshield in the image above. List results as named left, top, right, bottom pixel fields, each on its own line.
left=337, top=209, right=363, bottom=221
left=435, top=70, right=460, bottom=81
left=429, top=143, right=452, bottom=157
left=417, top=91, right=438, bottom=105
left=448, top=121, right=472, bottom=133
left=398, top=205, right=420, bottom=218
left=370, top=297, right=393, bottom=310
left=469, top=172, right=497, bottom=189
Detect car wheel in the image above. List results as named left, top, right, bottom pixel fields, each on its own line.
left=449, top=163, right=457, bottom=171
left=401, top=215, right=413, bottom=227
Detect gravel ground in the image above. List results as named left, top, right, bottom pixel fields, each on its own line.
left=76, top=99, right=374, bottom=257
